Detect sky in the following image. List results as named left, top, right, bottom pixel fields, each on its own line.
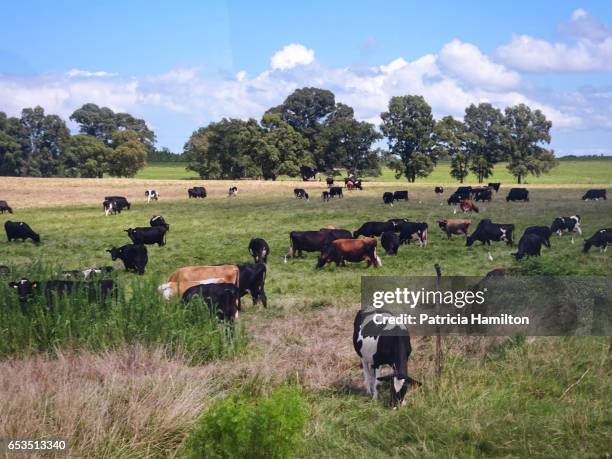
left=1, top=0, right=612, bottom=155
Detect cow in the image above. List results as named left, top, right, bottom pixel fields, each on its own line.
left=347, top=181, right=355, bottom=191
left=514, top=233, right=543, bottom=260
left=393, top=190, right=409, bottom=202
left=387, top=219, right=409, bottom=231
left=5, top=221, right=40, bottom=243
left=188, top=187, right=207, bottom=198
left=125, top=226, right=167, bottom=246
left=447, top=193, right=462, bottom=205
left=158, top=264, right=240, bottom=299
left=9, top=278, right=116, bottom=306
left=550, top=216, right=582, bottom=239
left=354, top=221, right=395, bottom=238
left=583, top=228, right=612, bottom=253
left=582, top=189, right=607, bottom=201
left=145, top=190, right=159, bottom=203
left=316, top=237, right=381, bottom=268
left=459, top=199, right=479, bottom=213
left=107, top=244, right=148, bottom=274
left=488, top=182, right=501, bottom=192
left=434, top=186, right=444, bottom=195
left=0, top=200, right=13, bottom=214
left=321, top=191, right=330, bottom=201
left=398, top=222, right=428, bottom=247
left=300, top=165, right=317, bottom=181
left=523, top=226, right=552, bottom=248
left=182, top=283, right=241, bottom=321
left=228, top=186, right=238, bottom=197
left=381, top=231, right=400, bottom=255
left=326, top=177, right=334, bottom=187
left=473, top=188, right=492, bottom=202
left=437, top=219, right=471, bottom=239
left=455, top=186, right=472, bottom=200
left=238, top=263, right=267, bottom=307
left=506, top=188, right=529, bottom=202
left=329, top=186, right=343, bottom=198
left=288, top=230, right=351, bottom=258
left=103, top=199, right=119, bottom=216
left=294, top=188, right=309, bottom=200
left=466, top=219, right=514, bottom=247
left=353, top=179, right=363, bottom=190
left=248, top=238, right=270, bottom=263
left=383, top=192, right=394, bottom=206
left=150, top=215, right=170, bottom=232
left=104, top=196, right=131, bottom=210
left=353, top=309, right=421, bottom=405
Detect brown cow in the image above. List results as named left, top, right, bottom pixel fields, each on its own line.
left=158, top=264, right=239, bottom=299
left=347, top=181, right=355, bottom=191
left=459, top=199, right=479, bottom=213
left=438, top=219, right=472, bottom=239
left=316, top=237, right=381, bottom=269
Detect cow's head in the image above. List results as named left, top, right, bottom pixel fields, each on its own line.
left=316, top=245, right=335, bottom=269
left=377, top=373, right=421, bottom=407
left=107, top=247, right=121, bottom=260
left=465, top=234, right=476, bottom=246
left=583, top=238, right=593, bottom=253
left=437, top=220, right=447, bottom=230
left=31, top=232, right=41, bottom=243
left=9, top=278, right=39, bottom=302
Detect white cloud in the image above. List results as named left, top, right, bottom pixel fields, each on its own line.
left=66, top=69, right=117, bottom=78
left=235, top=70, right=247, bottom=82
left=572, top=8, right=587, bottom=21
left=270, top=44, right=315, bottom=70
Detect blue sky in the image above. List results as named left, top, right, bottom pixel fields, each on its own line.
left=1, top=0, right=612, bottom=154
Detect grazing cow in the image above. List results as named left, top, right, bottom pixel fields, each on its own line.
left=329, top=186, right=343, bottom=198
left=583, top=228, right=612, bottom=253
left=145, top=190, right=159, bottom=203
left=104, top=196, right=130, bottom=210
left=300, top=165, right=317, bottom=181
left=488, top=182, right=501, bottom=192
left=523, top=226, right=552, bottom=248
left=5, top=221, right=40, bottom=243
left=188, top=187, right=207, bottom=198
left=228, top=186, right=238, bottom=197
left=354, top=221, right=395, bottom=238
left=398, top=222, right=428, bottom=247
left=459, top=199, right=479, bottom=213
left=158, top=264, right=240, bottom=299
left=288, top=230, right=351, bottom=258
left=248, top=238, right=270, bottom=263
left=238, top=263, right=267, bottom=307
left=447, top=193, right=462, bottom=205
left=381, top=231, right=400, bottom=255
left=125, top=226, right=167, bottom=246
left=321, top=191, right=330, bottom=201
left=455, top=186, right=472, bottom=200
left=107, top=244, right=148, bottom=274
left=393, top=190, right=409, bottom=202
left=383, top=192, right=394, bottom=206
left=506, top=188, right=529, bottom=202
left=550, top=215, right=582, bottom=237
left=317, top=237, right=381, bottom=268
left=103, top=199, right=119, bottom=216
left=353, top=310, right=421, bottom=405
left=9, top=278, right=116, bottom=306
left=466, top=219, right=514, bottom=247
left=355, top=180, right=363, bottom=190
left=347, top=181, right=355, bottom=191
left=293, top=188, right=309, bottom=200
left=0, top=200, right=13, bottom=214
left=182, top=283, right=241, bottom=321
left=150, top=215, right=170, bottom=231
left=514, top=233, right=543, bottom=260
left=437, top=219, right=471, bottom=239
left=473, top=188, right=492, bottom=202
left=326, top=177, right=334, bottom=187
left=582, top=189, right=607, bottom=201
left=434, top=186, right=444, bottom=195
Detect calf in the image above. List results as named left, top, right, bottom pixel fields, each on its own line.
left=321, top=191, right=330, bottom=201
left=354, top=221, right=395, bottom=238
left=434, top=186, right=444, bottom=195
left=293, top=188, right=309, bottom=200
left=5, top=221, right=40, bottom=243
left=248, top=238, right=270, bottom=263
left=506, top=188, right=529, bottom=202
left=473, top=188, right=492, bottom=202
left=514, top=233, right=543, bottom=260
left=459, top=199, right=479, bottom=213
left=329, top=186, right=343, bottom=198
left=523, top=226, right=552, bottom=248
left=188, top=187, right=207, bottom=198
left=326, top=177, right=334, bottom=187
left=125, top=226, right=167, bottom=246
left=466, top=219, right=514, bottom=247
left=9, top=278, right=116, bottom=306
left=381, top=231, right=400, bottom=255
left=437, top=219, right=471, bottom=239
left=182, top=283, right=241, bottom=321
left=353, top=310, right=420, bottom=405
left=104, top=196, right=130, bottom=210
left=288, top=230, right=351, bottom=258
left=107, top=244, right=148, bottom=274
left=398, top=222, right=428, bottom=247
left=238, top=262, right=267, bottom=307
left=550, top=215, right=582, bottom=237
left=145, top=189, right=159, bottom=203
left=582, top=189, right=606, bottom=201
left=488, top=182, right=501, bottom=192
left=393, top=190, right=409, bottom=202
left=159, top=264, right=240, bottom=299
left=0, top=200, right=13, bottom=214
left=228, top=186, right=238, bottom=197
left=150, top=215, right=170, bottom=231
left=583, top=228, right=612, bottom=253
left=317, top=237, right=381, bottom=268
left=383, top=192, right=394, bottom=206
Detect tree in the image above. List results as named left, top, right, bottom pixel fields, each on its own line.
left=434, top=116, right=473, bottom=183
left=184, top=127, right=218, bottom=178
left=502, top=104, right=558, bottom=184
left=0, top=112, right=28, bottom=176
left=65, top=134, right=112, bottom=178
left=463, top=103, right=505, bottom=183
left=260, top=113, right=310, bottom=180
left=380, top=95, right=436, bottom=182
left=107, top=130, right=147, bottom=177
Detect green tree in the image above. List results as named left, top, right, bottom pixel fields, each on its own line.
left=261, top=113, right=310, bottom=179
left=107, top=130, right=147, bottom=177
left=463, top=103, right=505, bottom=183
left=65, top=134, right=112, bottom=178
left=0, top=112, right=28, bottom=176
left=434, top=116, right=474, bottom=183
left=502, top=104, right=558, bottom=184
left=380, top=95, right=436, bottom=182
left=184, top=127, right=218, bottom=178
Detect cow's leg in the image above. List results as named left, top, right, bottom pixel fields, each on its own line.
left=371, top=367, right=380, bottom=399
left=362, top=362, right=372, bottom=395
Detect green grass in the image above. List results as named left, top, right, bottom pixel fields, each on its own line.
left=136, top=162, right=199, bottom=180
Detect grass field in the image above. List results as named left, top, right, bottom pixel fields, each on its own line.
left=0, top=176, right=611, bottom=457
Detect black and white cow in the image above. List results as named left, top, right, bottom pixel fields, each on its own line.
left=434, top=186, right=444, bottom=195
left=321, top=191, right=330, bottom=201
left=5, top=221, right=40, bottom=243
left=353, top=310, right=421, bottom=406
left=182, top=283, right=241, bottom=321
left=523, top=226, right=552, bottom=248
left=466, top=219, right=514, bottom=247
left=329, top=186, right=343, bottom=198
left=9, top=278, right=116, bottom=306
left=293, top=188, right=309, bottom=200
left=103, top=199, right=119, bottom=216
left=145, top=189, right=159, bottom=203
left=248, top=238, right=270, bottom=264
left=393, top=190, right=409, bottom=202
left=583, top=228, right=612, bottom=253
left=488, top=182, right=501, bottom=192
left=238, top=263, right=267, bottom=307
left=550, top=216, right=582, bottom=240
left=383, top=192, right=394, bottom=206
left=582, top=189, right=607, bottom=201
left=0, top=200, right=13, bottom=214
left=228, top=186, right=238, bottom=197
left=125, top=227, right=167, bottom=246
left=514, top=233, right=543, bottom=260
left=104, top=196, right=131, bottom=210
left=506, top=188, right=529, bottom=202
left=354, top=221, right=395, bottom=238
left=107, top=244, right=148, bottom=274
left=398, top=222, right=428, bottom=247
left=381, top=231, right=400, bottom=255
left=150, top=215, right=170, bottom=232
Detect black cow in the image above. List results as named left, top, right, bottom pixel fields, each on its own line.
left=300, top=165, right=317, bottom=181
left=466, top=219, right=514, bottom=247
left=488, top=182, right=501, bottom=192
left=9, top=278, right=116, bottom=306
left=383, top=192, right=394, bottom=206
left=353, top=310, right=421, bottom=405
left=321, top=191, right=330, bottom=201
left=238, top=263, right=267, bottom=307
left=393, top=190, right=409, bottom=201
left=354, top=221, right=395, bottom=238
left=0, top=200, right=13, bottom=214
left=398, top=222, right=428, bottom=246
left=387, top=218, right=409, bottom=231
left=550, top=215, right=582, bottom=236
left=447, top=193, right=462, bottom=205
left=455, top=186, right=472, bottom=199
left=473, top=188, right=492, bottom=202
left=329, top=186, right=343, bottom=198
left=182, top=283, right=240, bottom=321
left=150, top=215, right=170, bottom=231
left=582, top=189, right=607, bottom=201
left=104, top=196, right=131, bottom=210
left=434, top=186, right=444, bottom=195
left=514, top=234, right=543, bottom=260
left=506, top=188, right=529, bottom=202
left=288, top=230, right=351, bottom=258
left=326, top=177, right=334, bottom=187
left=5, top=221, right=40, bottom=243
left=107, top=244, right=148, bottom=274
left=583, top=228, right=612, bottom=253
left=294, top=188, right=309, bottom=200
left=125, top=226, right=167, bottom=246
left=228, top=186, right=238, bottom=197
left=188, top=187, right=207, bottom=198
left=248, top=238, right=270, bottom=263
left=381, top=231, right=400, bottom=255
left=523, top=226, right=552, bottom=248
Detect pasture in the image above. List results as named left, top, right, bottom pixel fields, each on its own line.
left=0, top=179, right=611, bottom=457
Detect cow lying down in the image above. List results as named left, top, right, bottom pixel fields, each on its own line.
left=158, top=264, right=240, bottom=299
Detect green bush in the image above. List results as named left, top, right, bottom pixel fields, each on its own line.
left=183, top=386, right=307, bottom=459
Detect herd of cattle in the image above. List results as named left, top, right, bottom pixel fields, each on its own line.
left=1, top=180, right=611, bottom=405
